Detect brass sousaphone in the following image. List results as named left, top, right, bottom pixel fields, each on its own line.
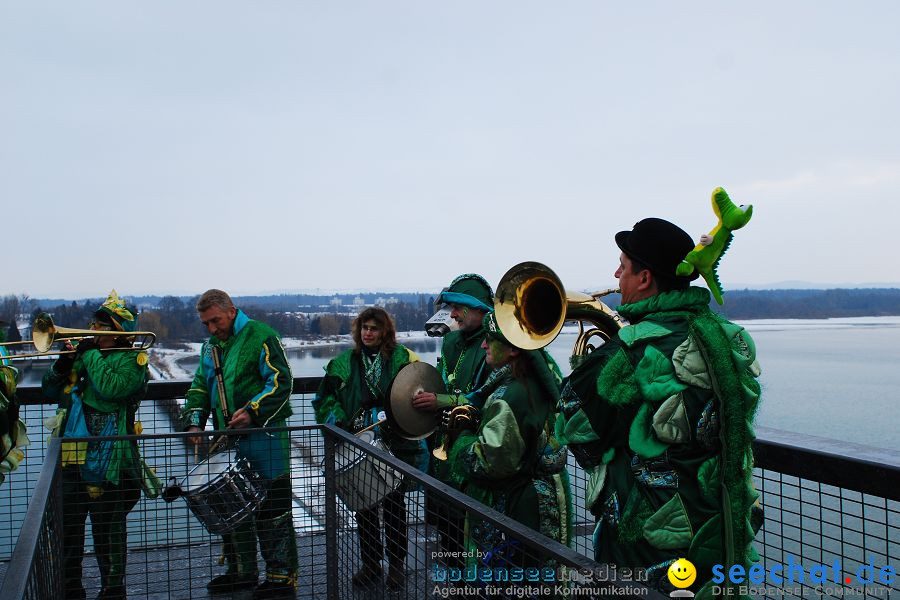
left=494, top=261, right=626, bottom=360
left=430, top=262, right=626, bottom=461
left=387, top=261, right=624, bottom=446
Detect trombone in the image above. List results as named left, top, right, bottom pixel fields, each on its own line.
left=0, top=313, right=156, bottom=360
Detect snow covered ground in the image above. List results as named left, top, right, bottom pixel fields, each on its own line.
left=148, top=342, right=203, bottom=380
left=148, top=330, right=434, bottom=381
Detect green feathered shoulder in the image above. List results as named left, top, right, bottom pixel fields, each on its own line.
left=390, top=345, right=419, bottom=377
left=324, top=350, right=353, bottom=384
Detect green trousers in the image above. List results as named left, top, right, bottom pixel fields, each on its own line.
left=221, top=475, right=299, bottom=583
left=62, top=466, right=141, bottom=595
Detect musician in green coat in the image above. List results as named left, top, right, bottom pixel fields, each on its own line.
left=556, top=218, right=762, bottom=596
left=0, top=320, right=28, bottom=487
left=181, top=289, right=297, bottom=600
left=448, top=311, right=573, bottom=569
left=42, top=291, right=150, bottom=600
left=411, top=273, right=494, bottom=566
left=313, top=306, right=428, bottom=590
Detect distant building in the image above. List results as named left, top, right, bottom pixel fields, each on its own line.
left=329, top=297, right=342, bottom=307
left=374, top=296, right=399, bottom=307
left=352, top=296, right=365, bottom=307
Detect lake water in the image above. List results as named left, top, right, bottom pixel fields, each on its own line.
left=738, top=317, right=900, bottom=451
left=17, top=317, right=900, bottom=450
left=177, top=317, right=900, bottom=451
left=2, top=316, right=898, bottom=561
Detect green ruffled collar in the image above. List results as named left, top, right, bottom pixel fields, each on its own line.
left=617, top=286, right=711, bottom=322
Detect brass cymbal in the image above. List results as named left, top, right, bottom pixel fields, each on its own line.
left=387, top=362, right=445, bottom=440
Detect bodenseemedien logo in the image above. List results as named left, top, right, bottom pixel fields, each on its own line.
left=667, top=558, right=696, bottom=598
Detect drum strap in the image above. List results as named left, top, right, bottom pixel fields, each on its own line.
left=211, top=346, right=230, bottom=424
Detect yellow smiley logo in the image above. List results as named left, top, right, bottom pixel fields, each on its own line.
left=667, top=558, right=697, bottom=589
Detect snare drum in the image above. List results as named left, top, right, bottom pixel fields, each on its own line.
left=180, top=450, right=267, bottom=534
left=333, top=430, right=402, bottom=512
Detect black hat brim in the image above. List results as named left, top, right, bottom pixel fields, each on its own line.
left=615, top=230, right=700, bottom=281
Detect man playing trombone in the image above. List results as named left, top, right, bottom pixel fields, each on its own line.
left=42, top=290, right=150, bottom=600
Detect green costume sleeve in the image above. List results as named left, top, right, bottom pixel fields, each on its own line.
left=472, top=398, right=526, bottom=478
left=559, top=343, right=634, bottom=470
left=0, top=366, right=17, bottom=401
left=0, top=388, right=13, bottom=439
left=245, top=336, right=293, bottom=426
left=449, top=395, right=526, bottom=483
left=182, top=346, right=211, bottom=430
left=312, top=356, right=350, bottom=426
left=79, top=351, right=146, bottom=408
left=435, top=393, right=460, bottom=408
left=41, top=361, right=72, bottom=404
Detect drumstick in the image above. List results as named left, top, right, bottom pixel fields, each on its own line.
left=355, top=419, right=386, bottom=435
left=194, top=444, right=198, bottom=464
left=211, top=346, right=231, bottom=424
left=208, top=435, right=227, bottom=456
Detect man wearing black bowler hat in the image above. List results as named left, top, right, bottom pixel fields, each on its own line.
left=556, top=217, right=762, bottom=596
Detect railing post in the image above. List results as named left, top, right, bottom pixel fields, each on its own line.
left=50, top=455, right=65, bottom=598
left=0, top=437, right=63, bottom=600
left=323, top=426, right=339, bottom=600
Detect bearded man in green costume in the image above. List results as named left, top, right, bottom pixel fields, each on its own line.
left=556, top=218, right=762, bottom=597
left=447, top=311, right=573, bottom=570
left=181, top=289, right=297, bottom=599
left=411, top=273, right=494, bottom=566
left=43, top=291, right=150, bottom=600
left=313, top=306, right=428, bottom=590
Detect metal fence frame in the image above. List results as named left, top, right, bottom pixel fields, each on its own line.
left=324, top=423, right=663, bottom=597
left=0, top=437, right=64, bottom=600
left=3, top=379, right=900, bottom=599
left=2, top=421, right=665, bottom=599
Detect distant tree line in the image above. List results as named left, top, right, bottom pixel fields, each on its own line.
left=714, top=288, right=900, bottom=320
left=6, top=288, right=900, bottom=350
left=124, top=292, right=437, bottom=312
left=3, top=293, right=435, bottom=346
left=137, top=294, right=436, bottom=344
left=0, top=294, right=30, bottom=343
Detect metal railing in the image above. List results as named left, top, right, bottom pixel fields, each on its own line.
left=751, top=427, right=900, bottom=600
left=1, top=379, right=899, bottom=599
left=0, top=437, right=64, bottom=600
left=1, top=421, right=663, bottom=599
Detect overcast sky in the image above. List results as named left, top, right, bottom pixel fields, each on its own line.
left=2, top=2, right=899, bottom=300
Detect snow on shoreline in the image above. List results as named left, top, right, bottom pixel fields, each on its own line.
left=148, top=330, right=434, bottom=381
left=147, top=317, right=900, bottom=381
left=149, top=342, right=203, bottom=380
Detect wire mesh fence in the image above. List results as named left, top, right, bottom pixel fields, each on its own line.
left=2, top=420, right=662, bottom=599
left=752, top=469, right=900, bottom=600
left=749, top=427, right=900, bottom=600
left=2, top=381, right=899, bottom=600
left=1, top=380, right=323, bottom=566
left=322, top=424, right=661, bottom=600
